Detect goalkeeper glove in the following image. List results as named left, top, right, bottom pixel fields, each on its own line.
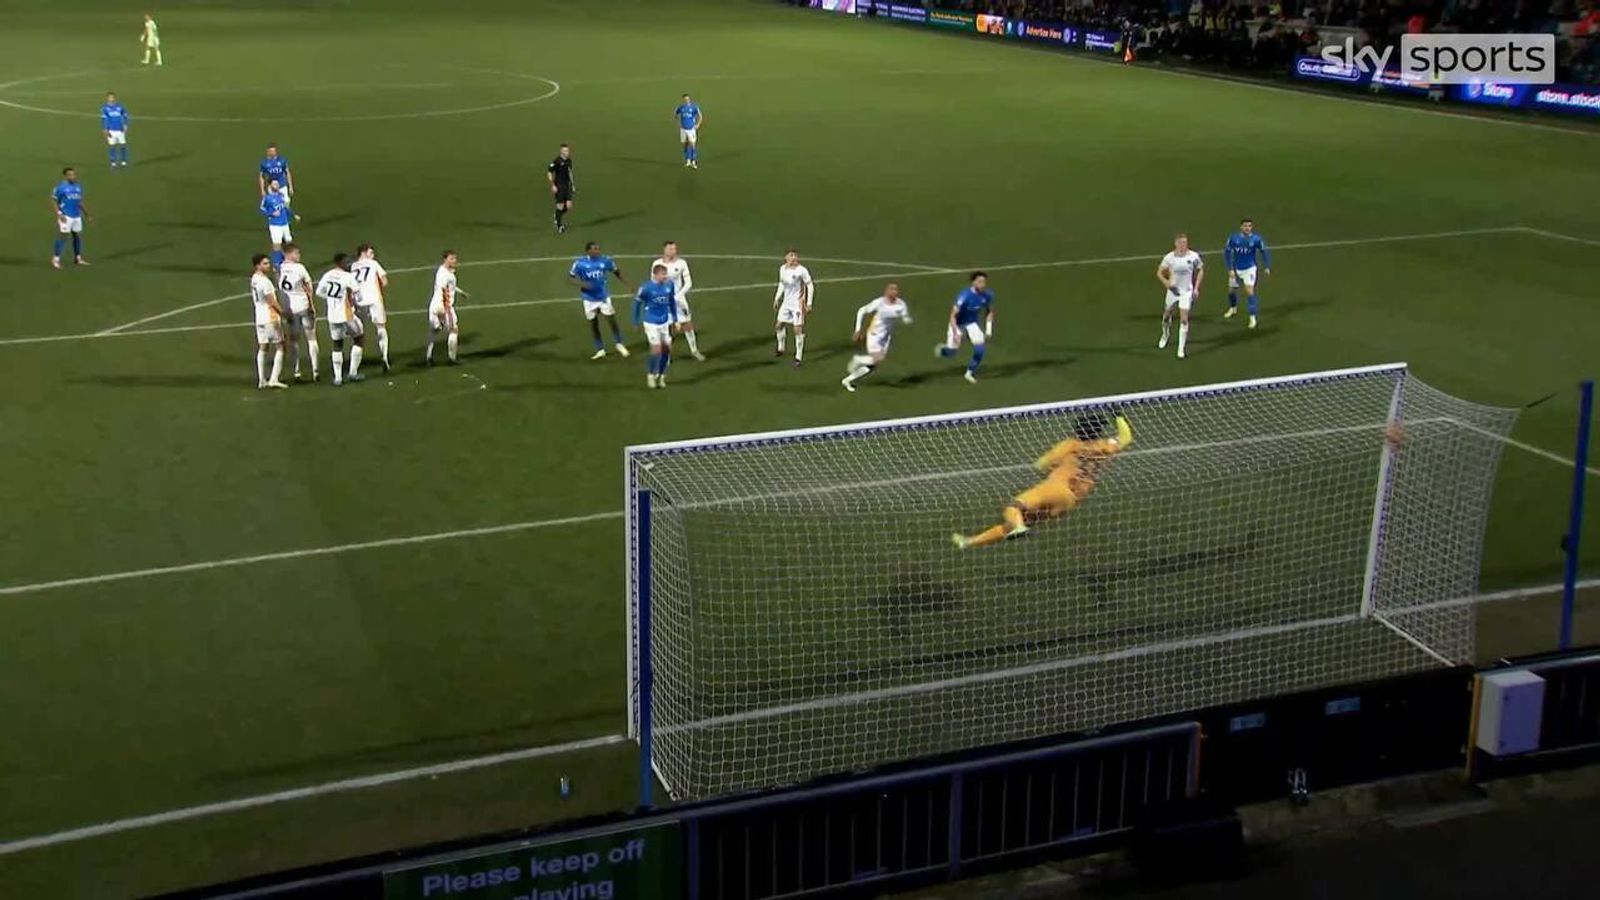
left=1114, top=416, right=1134, bottom=448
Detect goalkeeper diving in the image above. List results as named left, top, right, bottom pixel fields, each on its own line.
left=952, top=413, right=1134, bottom=550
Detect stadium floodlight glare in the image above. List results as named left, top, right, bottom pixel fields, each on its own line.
left=626, top=363, right=1518, bottom=801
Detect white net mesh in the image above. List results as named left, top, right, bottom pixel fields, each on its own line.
left=626, top=365, right=1518, bottom=800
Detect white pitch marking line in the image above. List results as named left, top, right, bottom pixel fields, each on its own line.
left=0, top=733, right=629, bottom=857
left=97, top=293, right=249, bottom=335
left=7, top=82, right=459, bottom=96
left=1517, top=226, right=1600, bottom=248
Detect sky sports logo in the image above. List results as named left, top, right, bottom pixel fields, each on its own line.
left=1320, top=34, right=1555, bottom=84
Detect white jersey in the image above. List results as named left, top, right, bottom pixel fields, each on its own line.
left=855, top=296, right=911, bottom=340
left=652, top=257, right=692, bottom=300
left=429, top=264, right=457, bottom=310
left=351, top=257, right=387, bottom=307
left=278, top=261, right=314, bottom=314
left=1161, top=250, right=1203, bottom=293
left=316, top=268, right=359, bottom=324
left=251, top=273, right=279, bottom=325
left=775, top=264, right=814, bottom=310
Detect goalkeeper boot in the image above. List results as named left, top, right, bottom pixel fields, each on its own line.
left=1006, top=524, right=1030, bottom=540
left=951, top=533, right=970, bottom=550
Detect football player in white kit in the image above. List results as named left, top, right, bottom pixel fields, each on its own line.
left=251, top=254, right=287, bottom=389
left=773, top=249, right=814, bottom=367
left=426, top=250, right=462, bottom=366
left=653, top=240, right=702, bottom=360
left=316, top=253, right=366, bottom=385
left=351, top=243, right=390, bottom=372
left=1157, top=233, right=1204, bottom=360
left=843, top=282, right=913, bottom=392
left=277, top=243, right=320, bottom=381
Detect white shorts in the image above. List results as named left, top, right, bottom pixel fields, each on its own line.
left=582, top=298, right=616, bottom=320
left=680, top=127, right=698, bottom=145
left=57, top=216, right=83, bottom=234
left=1164, top=289, right=1194, bottom=312
left=429, top=302, right=457, bottom=331
left=1228, top=267, right=1257, bottom=289
left=106, top=130, right=127, bottom=146
left=328, top=318, right=363, bottom=342
left=289, top=310, right=315, bottom=333
left=776, top=304, right=806, bottom=327
left=945, top=321, right=985, bottom=348
left=358, top=299, right=387, bottom=325
left=268, top=223, right=293, bottom=245
left=675, top=297, right=693, bottom=323
left=255, top=321, right=283, bottom=344
left=866, top=330, right=893, bottom=357
left=643, top=321, right=673, bottom=347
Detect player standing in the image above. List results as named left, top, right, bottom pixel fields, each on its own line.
left=277, top=243, right=320, bottom=381
left=260, top=180, right=299, bottom=268
left=936, top=272, right=993, bottom=384
left=653, top=241, right=702, bottom=360
left=258, top=144, right=294, bottom=198
left=569, top=242, right=631, bottom=360
left=547, top=143, right=574, bottom=234
left=426, top=250, right=462, bottom=366
left=351, top=243, right=391, bottom=373
left=773, top=250, right=814, bottom=367
left=49, top=167, right=91, bottom=269
left=674, top=93, right=702, bottom=168
left=140, top=14, right=162, bottom=66
left=634, top=264, right=681, bottom=389
left=843, top=282, right=912, bottom=392
left=317, top=253, right=365, bottom=386
left=1223, top=218, right=1271, bottom=329
left=101, top=93, right=130, bottom=168
left=251, top=254, right=287, bottom=389
left=1157, top=233, right=1204, bottom=360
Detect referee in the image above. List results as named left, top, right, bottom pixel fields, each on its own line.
left=547, top=143, right=575, bottom=234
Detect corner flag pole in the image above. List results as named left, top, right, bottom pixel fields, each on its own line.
left=1559, top=379, right=1594, bottom=651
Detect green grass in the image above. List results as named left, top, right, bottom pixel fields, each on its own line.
left=0, top=0, right=1596, bottom=895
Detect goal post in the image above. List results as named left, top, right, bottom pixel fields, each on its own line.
left=626, top=363, right=1518, bottom=801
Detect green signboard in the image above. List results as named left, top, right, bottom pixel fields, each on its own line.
left=383, top=821, right=681, bottom=900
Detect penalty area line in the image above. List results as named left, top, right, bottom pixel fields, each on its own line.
left=0, top=733, right=629, bottom=857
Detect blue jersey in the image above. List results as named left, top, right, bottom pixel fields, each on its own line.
left=52, top=180, right=84, bottom=218
left=570, top=255, right=618, bottom=301
left=1224, top=231, right=1271, bottom=271
left=952, top=287, right=994, bottom=326
left=634, top=280, right=679, bottom=326
left=675, top=102, right=701, bottom=129
left=100, top=102, right=128, bottom=131
left=260, top=191, right=292, bottom=226
left=259, top=155, right=290, bottom=187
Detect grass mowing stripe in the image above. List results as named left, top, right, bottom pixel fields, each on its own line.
left=0, top=734, right=629, bottom=857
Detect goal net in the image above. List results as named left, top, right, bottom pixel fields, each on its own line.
left=625, top=363, right=1518, bottom=800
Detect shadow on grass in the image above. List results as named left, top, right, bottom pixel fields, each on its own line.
left=68, top=373, right=248, bottom=389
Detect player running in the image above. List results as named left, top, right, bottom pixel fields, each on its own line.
left=258, top=144, right=294, bottom=198
left=1157, top=234, right=1204, bottom=360
left=635, top=264, right=681, bottom=389
left=653, top=241, right=702, bottom=360
left=547, top=143, right=575, bottom=233
left=140, top=14, right=162, bottom=66
left=426, top=250, right=462, bottom=366
left=936, top=272, right=993, bottom=384
left=277, top=244, right=320, bottom=381
left=843, top=282, right=912, bottom=392
left=351, top=244, right=391, bottom=373
left=101, top=93, right=130, bottom=168
left=260, top=180, right=299, bottom=268
left=1223, top=218, right=1271, bottom=329
left=953, top=414, right=1134, bottom=549
left=50, top=167, right=91, bottom=269
left=674, top=93, right=702, bottom=168
left=773, top=250, right=814, bottom=367
left=317, top=253, right=366, bottom=386
left=251, top=254, right=287, bottom=390
left=570, top=242, right=631, bottom=360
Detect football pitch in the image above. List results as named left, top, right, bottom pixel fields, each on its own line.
left=0, top=0, right=1597, bottom=895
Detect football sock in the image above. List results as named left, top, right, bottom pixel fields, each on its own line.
left=1228, top=291, right=1238, bottom=309
left=71, top=234, right=82, bottom=258
left=938, top=345, right=956, bottom=358
left=270, top=347, right=284, bottom=383
left=794, top=333, right=805, bottom=361
left=331, top=350, right=344, bottom=384
left=554, top=207, right=566, bottom=227
left=965, top=524, right=1012, bottom=548
left=376, top=326, right=389, bottom=364
left=688, top=146, right=697, bottom=162
left=446, top=331, right=458, bottom=362
left=775, top=329, right=786, bottom=353
left=1247, top=292, right=1259, bottom=316
left=108, top=146, right=118, bottom=166
left=659, top=348, right=670, bottom=376
left=845, top=364, right=873, bottom=385
left=349, top=344, right=363, bottom=375
left=608, top=317, right=623, bottom=343
left=967, top=344, right=985, bottom=373
left=1178, top=323, right=1189, bottom=356
left=271, top=250, right=284, bottom=268
left=684, top=329, right=699, bottom=354
left=425, top=329, right=436, bottom=361
left=256, top=349, right=267, bottom=385
left=589, top=319, right=603, bottom=350
left=1160, top=319, right=1171, bottom=344
left=306, top=335, right=320, bottom=377
left=53, top=238, right=64, bottom=259
left=120, top=145, right=130, bottom=164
